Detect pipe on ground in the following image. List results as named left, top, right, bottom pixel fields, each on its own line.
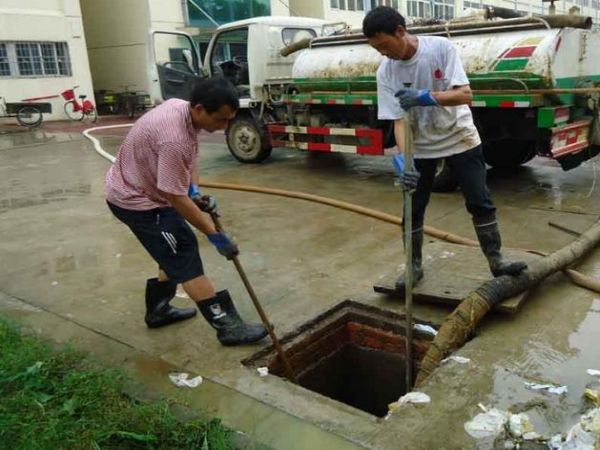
left=415, top=219, right=600, bottom=386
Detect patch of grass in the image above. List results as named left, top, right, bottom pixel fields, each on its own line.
left=0, top=317, right=233, bottom=450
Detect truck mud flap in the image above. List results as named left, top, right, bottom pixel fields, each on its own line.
left=267, top=125, right=383, bottom=155
left=547, top=118, right=598, bottom=170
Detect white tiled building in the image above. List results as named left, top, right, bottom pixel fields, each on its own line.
left=289, top=0, right=600, bottom=28
left=0, top=0, right=94, bottom=121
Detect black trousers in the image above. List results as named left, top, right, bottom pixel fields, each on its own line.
left=409, top=145, right=496, bottom=230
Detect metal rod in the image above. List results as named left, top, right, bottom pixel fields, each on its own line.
left=472, top=88, right=600, bottom=95
left=301, top=87, right=600, bottom=96
left=548, top=221, right=582, bottom=237
left=210, top=213, right=298, bottom=384
left=402, top=84, right=415, bottom=392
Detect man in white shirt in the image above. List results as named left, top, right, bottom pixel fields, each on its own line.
left=363, top=6, right=527, bottom=294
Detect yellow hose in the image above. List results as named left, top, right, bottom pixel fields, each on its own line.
left=81, top=125, right=600, bottom=295
left=199, top=180, right=600, bottom=295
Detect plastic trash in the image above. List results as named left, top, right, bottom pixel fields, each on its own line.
left=584, top=389, right=600, bottom=405
left=168, top=372, right=203, bottom=388
left=587, top=369, right=600, bottom=377
left=464, top=408, right=509, bottom=439
left=414, top=324, right=438, bottom=336
left=547, top=434, right=563, bottom=449
left=399, top=392, right=431, bottom=405
left=556, top=408, right=600, bottom=450
left=524, top=382, right=568, bottom=395
left=257, top=367, right=269, bottom=377
left=441, top=356, right=471, bottom=365
left=580, top=407, right=600, bottom=435
left=386, top=392, right=431, bottom=417
left=562, top=423, right=595, bottom=449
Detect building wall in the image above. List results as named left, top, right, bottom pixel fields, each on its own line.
left=0, top=0, right=94, bottom=121
left=290, top=0, right=326, bottom=18
left=80, top=0, right=150, bottom=96
left=271, top=0, right=293, bottom=16
left=290, top=0, right=600, bottom=26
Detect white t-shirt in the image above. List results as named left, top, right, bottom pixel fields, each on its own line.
left=377, top=36, right=481, bottom=159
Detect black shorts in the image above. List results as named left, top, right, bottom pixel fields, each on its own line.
left=107, top=201, right=204, bottom=284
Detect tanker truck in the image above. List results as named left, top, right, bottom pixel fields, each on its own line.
left=196, top=13, right=600, bottom=190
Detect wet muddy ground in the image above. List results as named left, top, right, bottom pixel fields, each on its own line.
left=0, top=121, right=599, bottom=449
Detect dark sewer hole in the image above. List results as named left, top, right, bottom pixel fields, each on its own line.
left=243, top=300, right=436, bottom=418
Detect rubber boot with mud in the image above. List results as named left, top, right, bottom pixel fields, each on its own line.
left=395, top=227, right=425, bottom=296
left=474, top=218, right=527, bottom=277
left=145, top=278, right=197, bottom=328
left=198, top=290, right=268, bottom=346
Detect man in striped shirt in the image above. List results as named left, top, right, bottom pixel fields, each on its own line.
left=105, top=77, right=267, bottom=346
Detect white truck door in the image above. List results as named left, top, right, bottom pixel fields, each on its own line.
left=204, top=26, right=250, bottom=98
left=150, top=30, right=204, bottom=102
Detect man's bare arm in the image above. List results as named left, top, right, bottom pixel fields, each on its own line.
left=431, top=85, right=472, bottom=107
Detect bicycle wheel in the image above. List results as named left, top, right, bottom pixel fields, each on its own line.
left=84, top=106, right=98, bottom=123
left=64, top=101, right=84, bottom=121
left=16, top=106, right=43, bottom=128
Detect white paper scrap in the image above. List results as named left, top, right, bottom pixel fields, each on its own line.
left=168, top=372, right=203, bottom=388
left=441, top=356, right=471, bottom=365
left=399, top=392, right=431, bottom=405
left=524, top=382, right=568, bottom=395
left=414, top=324, right=438, bottom=336
left=464, top=408, right=509, bottom=439
left=587, top=369, right=600, bottom=377
left=257, top=367, right=269, bottom=377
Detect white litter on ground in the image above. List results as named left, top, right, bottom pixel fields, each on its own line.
left=587, top=369, right=600, bottom=377
left=257, top=367, right=269, bottom=377
left=385, top=392, right=431, bottom=419
left=524, top=382, right=568, bottom=395
left=464, top=408, right=509, bottom=439
left=441, top=355, right=471, bottom=365
left=399, top=392, right=431, bottom=405
left=168, top=372, right=203, bottom=388
left=414, top=324, right=438, bottom=336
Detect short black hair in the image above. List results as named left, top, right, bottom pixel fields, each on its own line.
left=362, top=6, right=406, bottom=38
left=190, top=77, right=239, bottom=113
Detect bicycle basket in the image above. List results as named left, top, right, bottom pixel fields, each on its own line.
left=61, top=89, right=75, bottom=101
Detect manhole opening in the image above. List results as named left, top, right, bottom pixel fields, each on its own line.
left=243, top=300, right=437, bottom=418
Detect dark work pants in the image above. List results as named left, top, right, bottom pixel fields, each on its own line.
left=410, top=145, right=496, bottom=230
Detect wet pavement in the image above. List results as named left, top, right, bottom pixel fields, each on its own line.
left=0, top=120, right=599, bottom=449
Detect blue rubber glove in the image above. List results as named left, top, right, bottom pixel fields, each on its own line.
left=392, top=154, right=420, bottom=192
left=188, top=183, right=200, bottom=198
left=189, top=183, right=218, bottom=214
left=208, top=232, right=239, bottom=260
left=395, top=88, right=438, bottom=110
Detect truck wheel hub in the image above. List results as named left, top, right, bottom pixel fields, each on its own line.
left=235, top=126, right=257, bottom=152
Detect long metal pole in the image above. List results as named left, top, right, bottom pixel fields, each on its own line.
left=210, top=213, right=298, bottom=384
left=402, top=84, right=415, bottom=392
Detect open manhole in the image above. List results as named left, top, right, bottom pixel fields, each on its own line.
left=243, top=300, right=437, bottom=417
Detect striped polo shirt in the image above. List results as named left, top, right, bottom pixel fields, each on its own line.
left=105, top=99, right=199, bottom=210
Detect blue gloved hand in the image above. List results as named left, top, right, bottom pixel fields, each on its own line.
left=208, top=232, right=239, bottom=260
left=395, top=88, right=438, bottom=110
left=189, top=183, right=218, bottom=214
left=188, top=183, right=200, bottom=198
left=392, top=154, right=420, bottom=192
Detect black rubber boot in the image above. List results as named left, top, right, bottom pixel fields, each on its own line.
left=474, top=218, right=527, bottom=277
left=144, top=278, right=197, bottom=329
left=198, top=290, right=268, bottom=346
left=395, top=227, right=425, bottom=296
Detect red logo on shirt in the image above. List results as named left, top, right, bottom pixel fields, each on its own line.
left=434, top=69, right=444, bottom=80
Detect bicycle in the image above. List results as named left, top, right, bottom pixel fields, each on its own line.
left=61, top=86, right=97, bottom=123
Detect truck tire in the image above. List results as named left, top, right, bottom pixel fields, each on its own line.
left=226, top=115, right=272, bottom=163
left=432, top=158, right=459, bottom=192
left=483, top=139, right=536, bottom=169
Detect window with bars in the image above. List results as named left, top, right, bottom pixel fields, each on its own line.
left=0, top=44, right=9, bottom=76
left=0, top=41, right=71, bottom=77
left=372, top=0, right=400, bottom=8
left=407, top=0, right=432, bottom=17
left=434, top=0, right=455, bottom=19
